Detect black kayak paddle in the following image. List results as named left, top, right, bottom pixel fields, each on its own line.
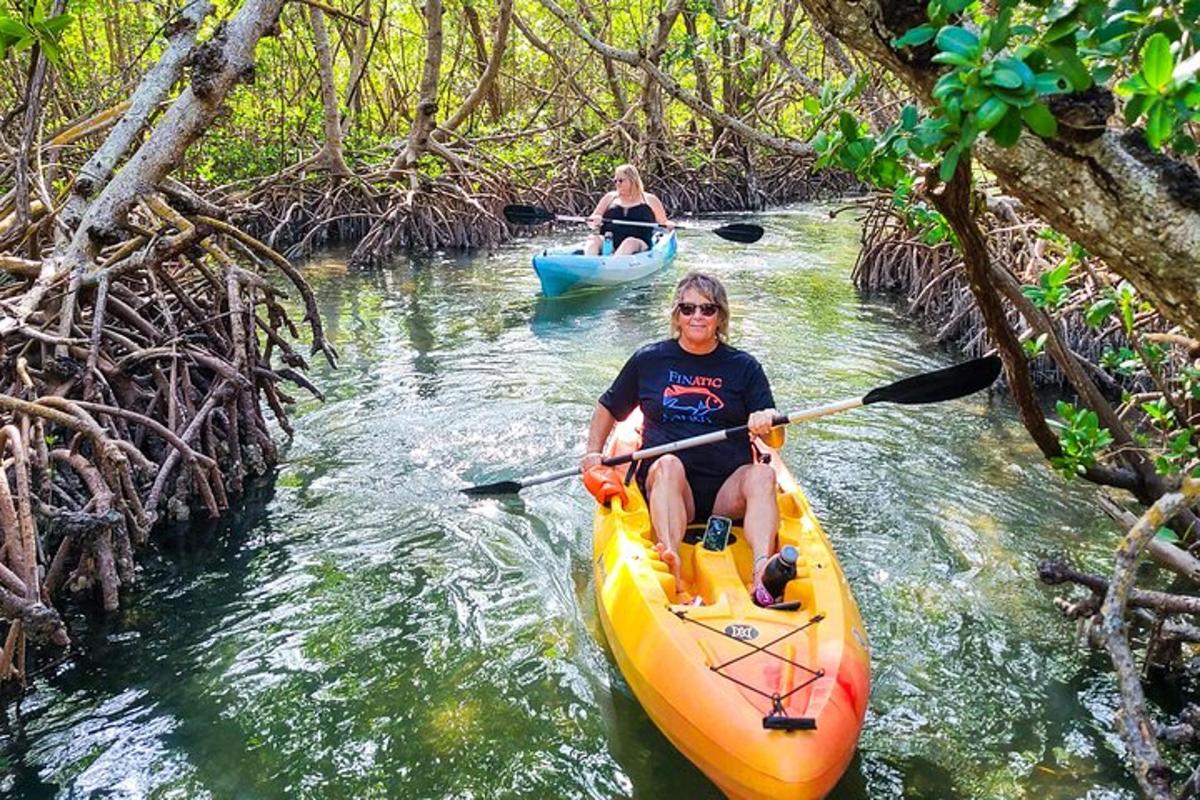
left=463, top=356, right=1003, bottom=496
left=503, top=203, right=764, bottom=244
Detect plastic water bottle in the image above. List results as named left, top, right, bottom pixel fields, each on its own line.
left=602, top=232, right=614, bottom=255
left=761, top=545, right=799, bottom=601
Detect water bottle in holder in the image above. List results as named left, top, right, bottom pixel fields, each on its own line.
left=760, top=545, right=799, bottom=604
left=602, top=232, right=614, bottom=256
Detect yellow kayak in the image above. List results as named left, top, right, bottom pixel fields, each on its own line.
left=593, top=417, right=870, bottom=799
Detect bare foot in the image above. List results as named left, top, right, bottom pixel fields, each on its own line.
left=751, top=554, right=769, bottom=588
left=654, top=541, right=681, bottom=582
left=750, top=554, right=772, bottom=606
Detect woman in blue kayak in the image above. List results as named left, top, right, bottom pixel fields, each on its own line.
left=581, top=271, right=784, bottom=605
left=583, top=163, right=672, bottom=256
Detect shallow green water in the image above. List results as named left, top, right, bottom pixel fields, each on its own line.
left=1, top=206, right=1140, bottom=798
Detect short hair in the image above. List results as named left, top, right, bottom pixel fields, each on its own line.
left=613, top=163, right=644, bottom=195
left=669, top=271, right=730, bottom=342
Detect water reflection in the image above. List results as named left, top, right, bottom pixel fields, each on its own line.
left=0, top=204, right=1141, bottom=800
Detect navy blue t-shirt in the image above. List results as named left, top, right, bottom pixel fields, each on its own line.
left=599, top=339, right=775, bottom=481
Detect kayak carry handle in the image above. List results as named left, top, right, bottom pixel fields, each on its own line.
left=763, top=714, right=817, bottom=731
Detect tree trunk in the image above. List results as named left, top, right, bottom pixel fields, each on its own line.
left=576, top=0, right=630, bottom=119
left=682, top=6, right=721, bottom=145
left=637, top=0, right=683, bottom=170
left=0, top=0, right=289, bottom=343
left=461, top=1, right=503, bottom=122
left=537, top=0, right=813, bottom=157
left=346, top=0, right=371, bottom=121
left=309, top=5, right=352, bottom=176
left=439, top=0, right=513, bottom=136
left=392, top=0, right=444, bottom=173
left=65, top=1, right=213, bottom=227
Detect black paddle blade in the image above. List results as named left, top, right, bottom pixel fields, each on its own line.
left=462, top=480, right=523, bottom=496
left=713, top=222, right=764, bottom=243
left=503, top=204, right=555, bottom=226
left=863, top=355, right=1002, bottom=406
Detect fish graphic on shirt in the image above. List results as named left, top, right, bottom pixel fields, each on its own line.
left=662, top=383, right=725, bottom=423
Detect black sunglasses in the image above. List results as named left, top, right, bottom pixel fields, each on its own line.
left=675, top=302, right=719, bottom=317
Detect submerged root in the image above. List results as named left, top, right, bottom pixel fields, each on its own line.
left=231, top=151, right=861, bottom=263
left=849, top=193, right=1177, bottom=391
left=0, top=191, right=330, bottom=688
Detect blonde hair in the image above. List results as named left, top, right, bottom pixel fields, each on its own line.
left=669, top=271, right=730, bottom=342
left=613, top=163, right=644, bottom=195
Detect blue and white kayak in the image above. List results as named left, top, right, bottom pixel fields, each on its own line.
left=532, top=230, right=677, bottom=297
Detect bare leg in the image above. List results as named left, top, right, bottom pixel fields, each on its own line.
left=613, top=237, right=649, bottom=256
left=583, top=233, right=603, bottom=255
left=644, top=455, right=694, bottom=582
left=712, top=463, right=779, bottom=588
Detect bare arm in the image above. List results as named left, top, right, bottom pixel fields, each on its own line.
left=581, top=402, right=617, bottom=470
left=646, top=193, right=672, bottom=227
left=588, top=192, right=616, bottom=228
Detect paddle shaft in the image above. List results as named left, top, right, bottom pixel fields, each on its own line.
left=509, top=397, right=865, bottom=491
left=548, top=213, right=680, bottom=231
left=464, top=356, right=1000, bottom=494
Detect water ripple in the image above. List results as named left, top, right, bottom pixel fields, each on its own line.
left=0, top=204, right=1138, bottom=799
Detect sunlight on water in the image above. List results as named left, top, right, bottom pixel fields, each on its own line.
left=0, top=206, right=1139, bottom=799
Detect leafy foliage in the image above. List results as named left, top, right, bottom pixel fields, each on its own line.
left=0, top=0, right=73, bottom=63
left=1048, top=400, right=1114, bottom=477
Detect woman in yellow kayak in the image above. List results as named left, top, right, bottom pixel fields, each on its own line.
left=583, top=163, right=672, bottom=256
left=581, top=271, right=785, bottom=605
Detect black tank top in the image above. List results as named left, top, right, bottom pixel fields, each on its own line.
left=601, top=201, right=656, bottom=249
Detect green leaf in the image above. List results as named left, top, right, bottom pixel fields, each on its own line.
left=939, top=145, right=961, bottom=183
left=989, top=67, right=1025, bottom=89
left=1022, top=102, right=1058, bottom=137
left=1043, top=18, right=1079, bottom=44
left=996, top=57, right=1036, bottom=90
left=1084, top=298, right=1115, bottom=326
left=1123, top=94, right=1148, bottom=126
left=1146, top=100, right=1173, bottom=149
left=963, top=85, right=991, bottom=110
left=0, top=17, right=27, bottom=37
left=901, top=104, right=919, bottom=130
left=936, top=26, right=981, bottom=59
left=1140, top=33, right=1174, bottom=91
left=1047, top=46, right=1093, bottom=90
left=39, top=11, right=72, bottom=35
left=39, top=33, right=59, bottom=63
left=933, top=72, right=965, bottom=102
left=988, top=106, right=1024, bottom=146
left=932, top=51, right=978, bottom=67
left=976, top=96, right=1010, bottom=130
left=1045, top=258, right=1071, bottom=287
left=838, top=111, right=859, bottom=140
left=1023, top=332, right=1048, bottom=357
left=1155, top=526, right=1181, bottom=544
left=893, top=24, right=936, bottom=49
left=988, top=9, right=1012, bottom=53
left=1035, top=71, right=1071, bottom=95
left=1115, top=73, right=1149, bottom=97
left=1046, top=1, right=1079, bottom=23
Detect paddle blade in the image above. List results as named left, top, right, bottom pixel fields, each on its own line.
left=863, top=355, right=1002, bottom=406
left=503, top=204, right=555, bottom=226
left=462, top=479, right=523, bottom=496
left=713, top=222, right=764, bottom=243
